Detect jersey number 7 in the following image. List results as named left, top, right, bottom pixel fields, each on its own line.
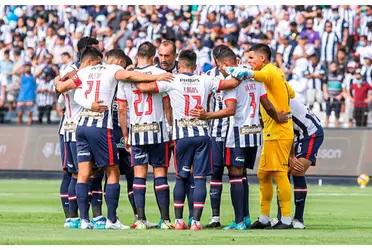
left=85, top=80, right=101, bottom=101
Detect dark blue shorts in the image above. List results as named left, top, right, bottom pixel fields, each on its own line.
left=131, top=142, right=169, bottom=168
left=76, top=126, right=118, bottom=168
left=64, top=141, right=78, bottom=174
left=211, top=138, right=225, bottom=167
left=59, top=134, right=66, bottom=170
left=295, top=130, right=324, bottom=166
left=113, top=127, right=131, bottom=175
left=174, top=136, right=212, bottom=178
left=225, top=146, right=258, bottom=169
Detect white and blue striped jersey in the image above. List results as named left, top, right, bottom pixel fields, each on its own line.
left=304, top=63, right=325, bottom=90
left=74, top=64, right=123, bottom=130
left=57, top=94, right=65, bottom=136
left=290, top=97, right=323, bottom=142
left=59, top=64, right=81, bottom=142
left=320, top=31, right=339, bottom=63
left=116, top=65, right=169, bottom=146
left=156, top=73, right=220, bottom=140
left=206, top=67, right=228, bottom=141
left=225, top=79, right=265, bottom=148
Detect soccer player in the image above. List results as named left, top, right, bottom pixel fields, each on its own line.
left=56, top=36, right=108, bottom=229
left=203, top=45, right=230, bottom=228
left=105, top=49, right=138, bottom=224
left=226, top=43, right=295, bottom=229
left=288, top=97, right=324, bottom=229
left=56, top=95, right=71, bottom=226
left=135, top=49, right=242, bottom=230
left=156, top=40, right=196, bottom=224
left=116, top=42, right=173, bottom=230
left=57, top=46, right=173, bottom=230
left=192, top=47, right=288, bottom=230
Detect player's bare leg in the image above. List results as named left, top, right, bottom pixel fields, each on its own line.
left=154, top=166, right=172, bottom=229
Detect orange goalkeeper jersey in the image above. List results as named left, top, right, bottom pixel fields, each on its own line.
left=254, top=63, right=295, bottom=141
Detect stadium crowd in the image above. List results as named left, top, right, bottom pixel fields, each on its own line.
left=0, top=5, right=371, bottom=127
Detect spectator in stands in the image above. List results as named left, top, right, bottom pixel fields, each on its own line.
left=305, top=51, right=325, bottom=111
left=344, top=61, right=358, bottom=127
left=17, top=63, right=36, bottom=125
left=323, top=62, right=345, bottom=127
left=320, top=20, right=339, bottom=66
left=300, top=18, right=321, bottom=49
left=350, top=69, right=372, bottom=127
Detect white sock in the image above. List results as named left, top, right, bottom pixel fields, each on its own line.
left=259, top=215, right=270, bottom=224
left=281, top=216, right=292, bottom=225
left=211, top=216, right=220, bottom=222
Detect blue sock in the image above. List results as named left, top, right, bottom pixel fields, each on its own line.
left=229, top=176, right=244, bottom=224
left=60, top=171, right=71, bottom=218
left=68, top=177, right=78, bottom=218
left=293, top=176, right=307, bottom=223
left=126, top=171, right=137, bottom=216
left=133, top=177, right=146, bottom=220
left=154, top=176, right=170, bottom=220
left=210, top=165, right=224, bottom=217
left=105, top=183, right=120, bottom=223
left=193, top=177, right=207, bottom=222
left=186, top=175, right=194, bottom=220
left=174, top=177, right=186, bottom=219
left=242, top=175, right=250, bottom=218
left=76, top=183, right=89, bottom=220
left=91, top=171, right=104, bottom=218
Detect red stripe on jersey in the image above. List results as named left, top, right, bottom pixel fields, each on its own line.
left=94, top=80, right=101, bottom=102
left=116, top=98, right=126, bottom=102
left=107, top=129, right=114, bottom=166
left=154, top=82, right=160, bottom=93
left=165, top=142, right=169, bottom=167
left=225, top=148, right=231, bottom=166
left=306, top=134, right=316, bottom=160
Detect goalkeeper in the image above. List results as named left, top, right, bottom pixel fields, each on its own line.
left=226, top=43, right=295, bottom=229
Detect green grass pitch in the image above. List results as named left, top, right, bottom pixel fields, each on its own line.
left=0, top=179, right=371, bottom=244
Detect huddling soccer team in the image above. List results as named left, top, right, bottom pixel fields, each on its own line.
left=55, top=36, right=324, bottom=231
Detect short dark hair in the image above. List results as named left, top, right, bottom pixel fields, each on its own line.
left=215, top=46, right=237, bottom=63
left=61, top=52, right=71, bottom=58
left=105, top=49, right=126, bottom=61
left=137, top=42, right=156, bottom=58
left=212, top=44, right=230, bottom=60
left=77, top=36, right=99, bottom=53
left=160, top=40, right=176, bottom=55
left=248, top=43, right=272, bottom=61
left=178, top=49, right=196, bottom=68
left=80, top=46, right=103, bottom=62
left=124, top=54, right=133, bottom=68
